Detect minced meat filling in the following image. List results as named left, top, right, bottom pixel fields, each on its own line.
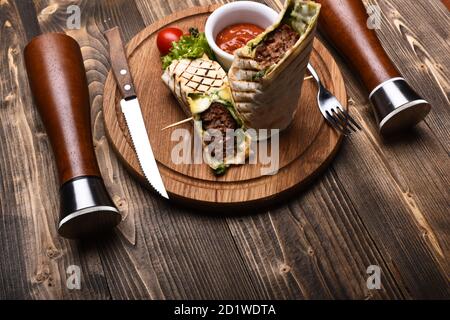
left=255, top=24, right=300, bottom=68
left=200, top=102, right=238, bottom=156
left=201, top=102, right=238, bottom=133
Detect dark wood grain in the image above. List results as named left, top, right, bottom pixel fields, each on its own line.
left=1, top=0, right=111, bottom=299
left=365, top=0, right=450, bottom=151
left=0, top=0, right=448, bottom=300
left=32, top=0, right=263, bottom=299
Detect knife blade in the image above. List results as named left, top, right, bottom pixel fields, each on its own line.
left=105, top=27, right=169, bottom=199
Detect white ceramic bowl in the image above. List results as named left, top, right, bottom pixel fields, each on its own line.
left=205, top=1, right=278, bottom=70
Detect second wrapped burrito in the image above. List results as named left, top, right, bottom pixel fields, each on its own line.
left=228, top=0, right=321, bottom=135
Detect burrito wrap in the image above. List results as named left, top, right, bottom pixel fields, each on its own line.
left=162, top=57, right=251, bottom=174
left=228, top=0, right=321, bottom=134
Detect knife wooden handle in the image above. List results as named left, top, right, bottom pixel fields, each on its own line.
left=316, top=0, right=401, bottom=92
left=105, top=27, right=137, bottom=100
left=24, top=33, right=101, bottom=185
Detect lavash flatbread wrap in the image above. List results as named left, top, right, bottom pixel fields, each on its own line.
left=228, top=0, right=321, bottom=136
left=162, top=57, right=251, bottom=175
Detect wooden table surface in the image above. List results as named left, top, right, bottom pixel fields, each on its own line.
left=0, top=0, right=448, bottom=300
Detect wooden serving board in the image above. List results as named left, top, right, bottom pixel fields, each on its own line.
left=103, top=5, right=346, bottom=210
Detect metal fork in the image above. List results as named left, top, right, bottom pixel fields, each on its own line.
left=307, top=63, right=361, bottom=135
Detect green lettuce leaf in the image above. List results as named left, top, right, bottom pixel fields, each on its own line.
left=162, top=28, right=215, bottom=69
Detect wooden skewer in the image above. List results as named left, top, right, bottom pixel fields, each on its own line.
left=163, top=76, right=311, bottom=131
left=161, top=117, right=193, bottom=131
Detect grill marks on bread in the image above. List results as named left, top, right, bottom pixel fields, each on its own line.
left=167, top=58, right=227, bottom=94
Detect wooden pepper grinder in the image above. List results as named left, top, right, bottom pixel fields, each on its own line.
left=24, top=33, right=121, bottom=239
left=316, top=0, right=431, bottom=136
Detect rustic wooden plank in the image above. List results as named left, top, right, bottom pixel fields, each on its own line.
left=334, top=86, right=450, bottom=296
left=31, top=0, right=178, bottom=299
left=0, top=1, right=35, bottom=299
left=2, top=0, right=114, bottom=300
left=325, top=0, right=450, bottom=285
left=369, top=0, right=450, bottom=152
left=224, top=0, right=449, bottom=299
left=0, top=0, right=448, bottom=300
left=330, top=0, right=450, bottom=296
left=226, top=176, right=408, bottom=299
left=127, top=1, right=450, bottom=297
left=32, top=0, right=263, bottom=299
left=354, top=0, right=449, bottom=269
left=329, top=131, right=449, bottom=298
left=14, top=0, right=41, bottom=39
left=135, top=0, right=257, bottom=25
left=319, top=0, right=450, bottom=286
left=369, top=0, right=450, bottom=262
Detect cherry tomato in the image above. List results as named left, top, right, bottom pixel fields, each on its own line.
left=157, top=27, right=183, bottom=55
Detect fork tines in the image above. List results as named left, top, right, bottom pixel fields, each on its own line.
left=327, top=107, right=361, bottom=135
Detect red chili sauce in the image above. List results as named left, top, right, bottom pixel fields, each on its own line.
left=216, top=23, right=264, bottom=54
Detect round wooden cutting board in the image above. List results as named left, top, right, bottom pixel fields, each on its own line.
left=103, top=5, right=346, bottom=210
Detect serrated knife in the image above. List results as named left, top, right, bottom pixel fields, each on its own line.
left=105, top=27, right=169, bottom=199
